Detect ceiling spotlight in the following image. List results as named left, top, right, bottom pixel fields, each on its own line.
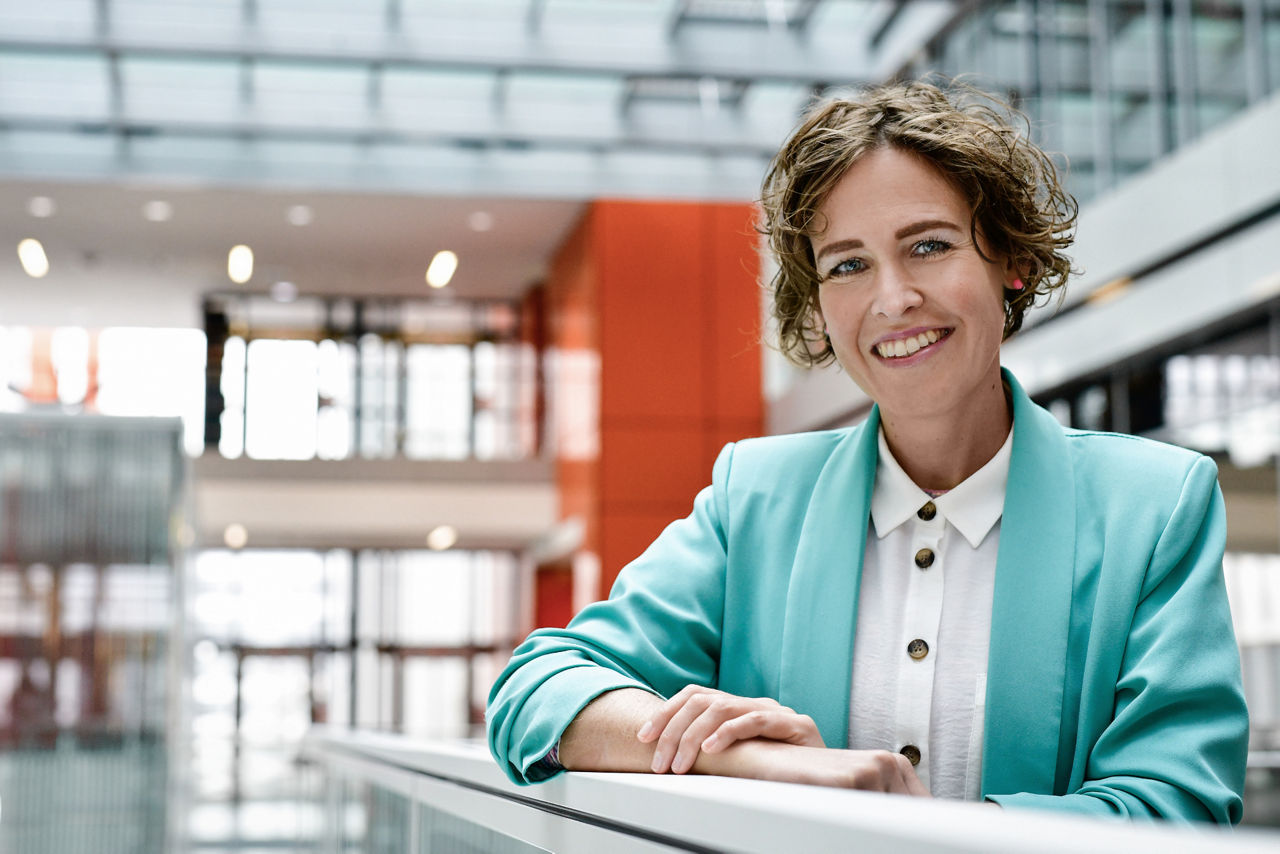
left=228, top=244, right=253, bottom=284
left=287, top=204, right=314, bottom=226
left=270, top=280, right=298, bottom=303
left=468, top=210, right=494, bottom=232
left=426, top=250, right=458, bottom=288
left=223, top=523, right=248, bottom=550
left=17, top=238, right=49, bottom=278
left=426, top=525, right=458, bottom=551
left=142, top=200, right=173, bottom=222
left=27, top=196, right=56, bottom=218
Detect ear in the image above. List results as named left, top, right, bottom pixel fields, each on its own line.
left=1003, top=257, right=1028, bottom=292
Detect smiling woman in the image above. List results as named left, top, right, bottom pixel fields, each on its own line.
left=487, top=80, right=1248, bottom=824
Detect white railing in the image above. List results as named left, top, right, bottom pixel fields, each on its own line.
left=301, top=728, right=1278, bottom=854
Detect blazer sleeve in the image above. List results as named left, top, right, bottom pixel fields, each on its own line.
left=990, top=456, right=1249, bottom=822
left=486, top=444, right=734, bottom=785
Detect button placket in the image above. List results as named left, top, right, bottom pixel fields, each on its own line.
left=893, top=513, right=945, bottom=788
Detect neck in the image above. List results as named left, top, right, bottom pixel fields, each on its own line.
left=879, top=375, right=1012, bottom=491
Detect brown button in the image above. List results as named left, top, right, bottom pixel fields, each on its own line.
left=914, top=548, right=934, bottom=569
left=907, top=638, right=929, bottom=660
left=917, top=501, right=936, bottom=521
left=900, top=744, right=921, bottom=766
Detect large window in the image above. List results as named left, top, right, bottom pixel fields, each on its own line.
left=922, top=0, right=1279, bottom=204
left=205, top=294, right=540, bottom=461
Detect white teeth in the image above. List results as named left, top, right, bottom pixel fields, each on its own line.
left=876, top=329, right=945, bottom=359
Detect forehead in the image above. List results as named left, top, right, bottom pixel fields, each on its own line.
left=815, top=147, right=971, bottom=236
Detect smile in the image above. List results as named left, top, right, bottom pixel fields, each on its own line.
left=872, top=328, right=951, bottom=359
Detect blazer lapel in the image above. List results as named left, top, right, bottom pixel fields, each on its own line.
left=982, top=370, right=1076, bottom=797
left=778, top=409, right=880, bottom=749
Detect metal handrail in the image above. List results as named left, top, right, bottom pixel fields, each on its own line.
left=301, top=728, right=1279, bottom=854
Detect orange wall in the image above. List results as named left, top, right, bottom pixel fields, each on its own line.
left=595, top=201, right=762, bottom=599
left=537, top=200, right=762, bottom=624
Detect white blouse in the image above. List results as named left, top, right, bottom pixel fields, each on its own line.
left=848, top=426, right=1012, bottom=801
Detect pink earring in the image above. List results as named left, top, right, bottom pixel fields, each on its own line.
left=1010, top=278, right=1025, bottom=291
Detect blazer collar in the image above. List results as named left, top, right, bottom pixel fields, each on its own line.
left=778, top=406, right=880, bottom=748
left=776, top=368, right=1076, bottom=787
left=981, top=368, right=1076, bottom=798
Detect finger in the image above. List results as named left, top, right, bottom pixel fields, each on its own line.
left=893, top=753, right=930, bottom=796
left=651, top=689, right=720, bottom=773
left=897, top=756, right=931, bottom=798
left=721, top=711, right=819, bottom=752
left=701, top=710, right=778, bottom=753
left=707, top=711, right=822, bottom=751
left=638, top=684, right=716, bottom=743
left=671, top=704, right=741, bottom=773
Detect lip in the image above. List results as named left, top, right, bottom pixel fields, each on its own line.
left=869, top=327, right=953, bottom=365
left=870, top=326, right=950, bottom=348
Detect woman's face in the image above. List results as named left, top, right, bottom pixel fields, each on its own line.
left=811, top=146, right=1013, bottom=423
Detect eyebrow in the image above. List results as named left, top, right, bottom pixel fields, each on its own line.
left=814, top=219, right=964, bottom=264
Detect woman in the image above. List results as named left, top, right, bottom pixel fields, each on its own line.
left=487, top=81, right=1247, bottom=821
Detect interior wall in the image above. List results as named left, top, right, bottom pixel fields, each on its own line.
left=538, top=199, right=763, bottom=623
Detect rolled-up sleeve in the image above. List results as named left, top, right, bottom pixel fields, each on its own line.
left=486, top=444, right=735, bottom=785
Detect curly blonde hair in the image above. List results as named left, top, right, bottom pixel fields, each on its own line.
left=760, top=79, right=1077, bottom=367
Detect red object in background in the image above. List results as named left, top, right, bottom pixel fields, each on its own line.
left=533, top=200, right=763, bottom=629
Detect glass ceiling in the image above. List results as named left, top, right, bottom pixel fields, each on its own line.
left=0, top=0, right=959, bottom=198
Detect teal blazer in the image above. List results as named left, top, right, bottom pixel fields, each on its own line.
left=488, top=372, right=1247, bottom=822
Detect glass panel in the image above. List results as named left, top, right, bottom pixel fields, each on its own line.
left=359, top=334, right=400, bottom=459
left=121, top=56, right=242, bottom=124
left=97, top=328, right=207, bottom=456
left=244, top=338, right=320, bottom=460
left=404, top=344, right=472, bottom=460
left=253, top=61, right=369, bottom=130
left=418, top=798, right=552, bottom=854
left=219, top=336, right=247, bottom=459
left=1192, top=1, right=1249, bottom=129
left=0, top=52, right=110, bottom=120
left=1268, top=1, right=1280, bottom=92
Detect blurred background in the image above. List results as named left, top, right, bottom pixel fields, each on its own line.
left=0, top=0, right=1277, bottom=851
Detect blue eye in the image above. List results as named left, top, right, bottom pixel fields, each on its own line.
left=913, top=238, right=952, bottom=256
left=826, top=257, right=865, bottom=278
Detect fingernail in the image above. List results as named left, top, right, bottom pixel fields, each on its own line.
left=672, top=751, right=686, bottom=773
left=637, top=721, right=652, bottom=740
left=702, top=735, right=718, bottom=751
left=651, top=751, right=665, bottom=773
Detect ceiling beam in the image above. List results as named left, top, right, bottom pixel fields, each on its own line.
left=0, top=110, right=781, bottom=158
left=0, top=22, right=878, bottom=86
left=0, top=126, right=770, bottom=201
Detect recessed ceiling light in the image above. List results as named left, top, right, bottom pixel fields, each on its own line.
left=27, top=196, right=56, bottom=218
left=142, top=200, right=173, bottom=222
left=426, top=525, right=458, bottom=551
left=270, top=280, right=298, bottom=303
left=426, top=250, right=458, bottom=288
left=287, top=204, right=314, bottom=226
left=223, top=523, right=248, bottom=549
left=17, top=238, right=49, bottom=278
left=228, top=244, right=253, bottom=284
left=468, top=210, right=494, bottom=232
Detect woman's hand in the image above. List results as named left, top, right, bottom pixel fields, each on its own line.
left=637, top=684, right=825, bottom=774
left=759, top=744, right=932, bottom=796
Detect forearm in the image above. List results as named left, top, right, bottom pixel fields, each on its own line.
left=559, top=688, right=787, bottom=777
left=559, top=688, right=664, bottom=772
left=558, top=691, right=925, bottom=795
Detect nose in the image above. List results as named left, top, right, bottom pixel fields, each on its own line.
left=869, top=261, right=924, bottom=318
